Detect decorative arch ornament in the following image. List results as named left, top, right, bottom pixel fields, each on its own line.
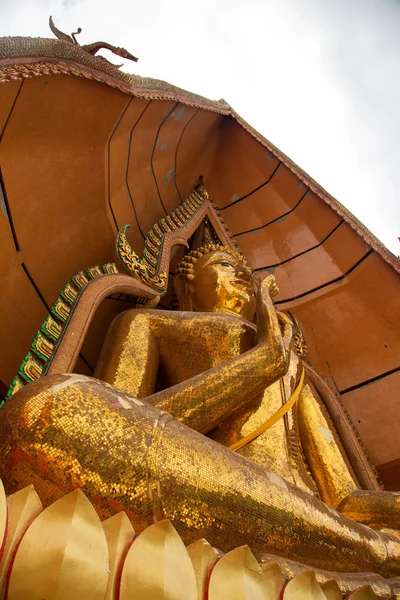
left=115, top=183, right=242, bottom=293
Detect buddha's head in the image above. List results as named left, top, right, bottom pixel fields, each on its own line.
left=174, top=244, right=255, bottom=320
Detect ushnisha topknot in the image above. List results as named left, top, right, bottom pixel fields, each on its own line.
left=174, top=243, right=251, bottom=281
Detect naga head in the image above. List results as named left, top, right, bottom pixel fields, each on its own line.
left=174, top=244, right=256, bottom=320
left=115, top=47, right=139, bottom=62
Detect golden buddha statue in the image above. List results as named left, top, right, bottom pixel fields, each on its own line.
left=1, top=243, right=400, bottom=578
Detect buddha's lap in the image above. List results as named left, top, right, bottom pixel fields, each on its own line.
left=0, top=373, right=396, bottom=573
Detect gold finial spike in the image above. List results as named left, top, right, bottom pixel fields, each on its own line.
left=174, top=209, right=186, bottom=225
left=208, top=545, right=279, bottom=599
left=119, top=519, right=197, bottom=600
left=186, top=539, right=221, bottom=600
left=281, top=571, right=327, bottom=599
left=320, top=579, right=342, bottom=600
left=7, top=489, right=109, bottom=600
left=102, top=512, right=135, bottom=600
left=260, top=561, right=286, bottom=599
left=170, top=212, right=183, bottom=227
left=345, top=585, right=380, bottom=599
left=0, top=485, right=42, bottom=595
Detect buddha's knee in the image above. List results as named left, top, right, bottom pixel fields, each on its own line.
left=0, top=374, right=160, bottom=522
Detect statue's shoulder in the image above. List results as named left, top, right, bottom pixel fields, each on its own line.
left=119, top=308, right=184, bottom=320
left=112, top=308, right=189, bottom=328
left=115, top=308, right=256, bottom=333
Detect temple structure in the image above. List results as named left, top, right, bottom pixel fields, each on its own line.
left=0, top=20, right=399, bottom=600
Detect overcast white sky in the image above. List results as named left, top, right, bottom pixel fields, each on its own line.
left=1, top=0, right=399, bottom=254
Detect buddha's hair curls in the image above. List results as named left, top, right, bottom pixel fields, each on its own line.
left=174, top=243, right=250, bottom=281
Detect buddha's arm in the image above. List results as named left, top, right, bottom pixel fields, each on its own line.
left=145, top=342, right=286, bottom=433
left=145, top=280, right=292, bottom=434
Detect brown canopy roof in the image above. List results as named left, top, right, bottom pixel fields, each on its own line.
left=0, top=36, right=399, bottom=486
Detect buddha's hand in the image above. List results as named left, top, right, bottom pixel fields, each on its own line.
left=256, top=275, right=293, bottom=376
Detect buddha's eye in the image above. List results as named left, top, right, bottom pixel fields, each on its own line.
left=219, top=262, right=234, bottom=268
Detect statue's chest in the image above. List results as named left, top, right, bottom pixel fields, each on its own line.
left=153, top=313, right=255, bottom=389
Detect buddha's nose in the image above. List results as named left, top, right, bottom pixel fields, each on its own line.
left=235, top=265, right=252, bottom=281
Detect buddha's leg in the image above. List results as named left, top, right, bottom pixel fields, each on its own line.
left=297, top=383, right=359, bottom=508
left=0, top=374, right=399, bottom=577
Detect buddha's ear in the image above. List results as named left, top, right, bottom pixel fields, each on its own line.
left=173, top=274, right=194, bottom=312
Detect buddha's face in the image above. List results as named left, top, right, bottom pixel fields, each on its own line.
left=185, top=250, right=256, bottom=320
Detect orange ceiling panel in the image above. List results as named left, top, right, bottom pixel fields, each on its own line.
left=236, top=192, right=342, bottom=267
left=126, top=100, right=178, bottom=238
left=255, top=221, right=369, bottom=300
left=342, top=371, right=400, bottom=467
left=291, top=253, right=400, bottom=391
left=0, top=79, right=22, bottom=140
left=0, top=212, right=47, bottom=384
left=108, top=97, right=151, bottom=254
left=175, top=109, right=223, bottom=201
left=0, top=75, right=124, bottom=305
left=220, top=165, right=306, bottom=234
left=151, top=103, right=198, bottom=215
left=206, top=117, right=281, bottom=207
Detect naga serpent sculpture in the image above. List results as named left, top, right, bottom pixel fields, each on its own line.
left=49, top=15, right=138, bottom=67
